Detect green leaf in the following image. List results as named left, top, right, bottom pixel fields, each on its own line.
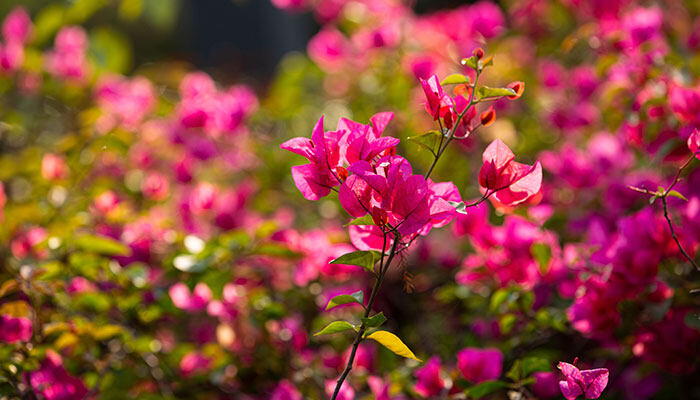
left=521, top=357, right=551, bottom=376
left=667, top=190, right=688, bottom=201
left=314, top=321, right=356, bottom=336
left=345, top=215, right=375, bottom=226
left=330, top=250, right=383, bottom=273
left=477, top=86, right=517, bottom=100
left=326, top=291, right=364, bottom=311
left=531, top=243, right=552, bottom=275
left=461, top=56, right=478, bottom=70
left=408, top=130, right=442, bottom=156
left=506, top=360, right=522, bottom=381
left=441, top=74, right=470, bottom=85
left=465, top=380, right=508, bottom=398
left=490, top=289, right=510, bottom=312
left=499, top=314, right=517, bottom=334
left=252, top=243, right=300, bottom=258
left=684, top=312, right=700, bottom=331
left=362, top=312, right=387, bottom=328
left=89, top=27, right=133, bottom=74
left=75, top=234, right=131, bottom=256
left=366, top=330, right=421, bottom=361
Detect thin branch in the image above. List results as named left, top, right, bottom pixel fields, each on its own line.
left=661, top=196, right=699, bottom=271
left=330, top=233, right=400, bottom=400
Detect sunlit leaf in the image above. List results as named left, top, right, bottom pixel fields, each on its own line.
left=477, top=86, right=517, bottom=100
left=330, top=250, right=383, bottom=273
left=441, top=74, right=470, bottom=85
left=667, top=190, right=688, bottom=201
left=345, top=215, right=375, bottom=226
left=362, top=312, right=387, bottom=328
left=408, top=130, right=442, bottom=156
left=314, top=321, right=357, bottom=336
left=366, top=330, right=421, bottom=361
left=326, top=291, right=364, bottom=310
left=75, top=234, right=131, bottom=256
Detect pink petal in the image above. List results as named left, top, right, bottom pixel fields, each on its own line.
left=581, top=368, right=609, bottom=399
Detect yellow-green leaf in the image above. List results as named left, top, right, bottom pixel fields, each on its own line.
left=366, top=330, right=421, bottom=361
left=441, top=74, right=470, bottom=85
left=314, top=321, right=356, bottom=336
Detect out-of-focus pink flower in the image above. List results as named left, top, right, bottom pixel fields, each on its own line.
left=2, top=7, right=32, bottom=44
left=65, top=277, right=97, bottom=295
left=93, top=190, right=119, bottom=215
left=669, top=83, right=700, bottom=124
left=414, top=356, right=445, bottom=397
left=688, top=128, right=700, bottom=159
left=95, top=75, right=156, bottom=132
left=325, top=379, right=354, bottom=400
left=271, top=380, right=302, bottom=400
left=45, top=26, right=89, bottom=82
left=0, top=34, right=24, bottom=73
left=364, top=377, right=386, bottom=400
left=27, top=350, right=87, bottom=400
left=207, top=283, right=244, bottom=322
left=141, top=172, right=170, bottom=201
left=11, top=227, right=48, bottom=259
left=308, top=28, right=353, bottom=72
left=41, top=153, right=69, bottom=181
left=631, top=309, right=700, bottom=374
left=271, top=0, right=308, bottom=13
left=557, top=361, right=609, bottom=400
left=622, top=7, right=663, bottom=47
left=169, top=282, right=212, bottom=312
left=532, top=371, right=560, bottom=398
left=0, top=314, right=32, bottom=342
left=479, top=139, right=542, bottom=206
left=0, top=182, right=5, bottom=223
left=456, top=347, right=503, bottom=383
left=179, top=351, right=212, bottom=377
left=189, top=182, right=218, bottom=215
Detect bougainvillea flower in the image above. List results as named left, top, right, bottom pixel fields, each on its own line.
left=45, top=26, right=89, bottom=82
left=41, top=153, right=69, bottom=181
left=27, top=350, right=88, bottom=400
left=557, top=361, right=609, bottom=400
left=414, top=356, right=445, bottom=398
left=532, top=371, right=560, bottom=399
left=325, top=379, right=354, bottom=400
left=688, top=128, right=700, bottom=159
left=169, top=282, right=212, bottom=312
left=669, top=84, right=700, bottom=123
left=281, top=114, right=400, bottom=201
left=271, top=380, right=303, bottom=400
left=420, top=75, right=453, bottom=120
left=2, top=7, right=32, bottom=44
left=308, top=28, right=353, bottom=72
left=179, top=351, right=212, bottom=377
left=0, top=314, right=32, bottom=343
left=456, top=347, right=503, bottom=383
left=478, top=139, right=542, bottom=206
left=339, top=156, right=432, bottom=235
left=368, top=376, right=392, bottom=400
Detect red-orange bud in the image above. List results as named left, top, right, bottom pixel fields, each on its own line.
left=506, top=81, right=525, bottom=100
left=336, top=166, right=348, bottom=181
left=473, top=47, right=484, bottom=60
left=480, top=106, right=496, bottom=127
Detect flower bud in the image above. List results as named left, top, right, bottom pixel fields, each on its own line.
left=480, top=106, right=496, bottom=127
left=473, top=47, right=484, bottom=60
